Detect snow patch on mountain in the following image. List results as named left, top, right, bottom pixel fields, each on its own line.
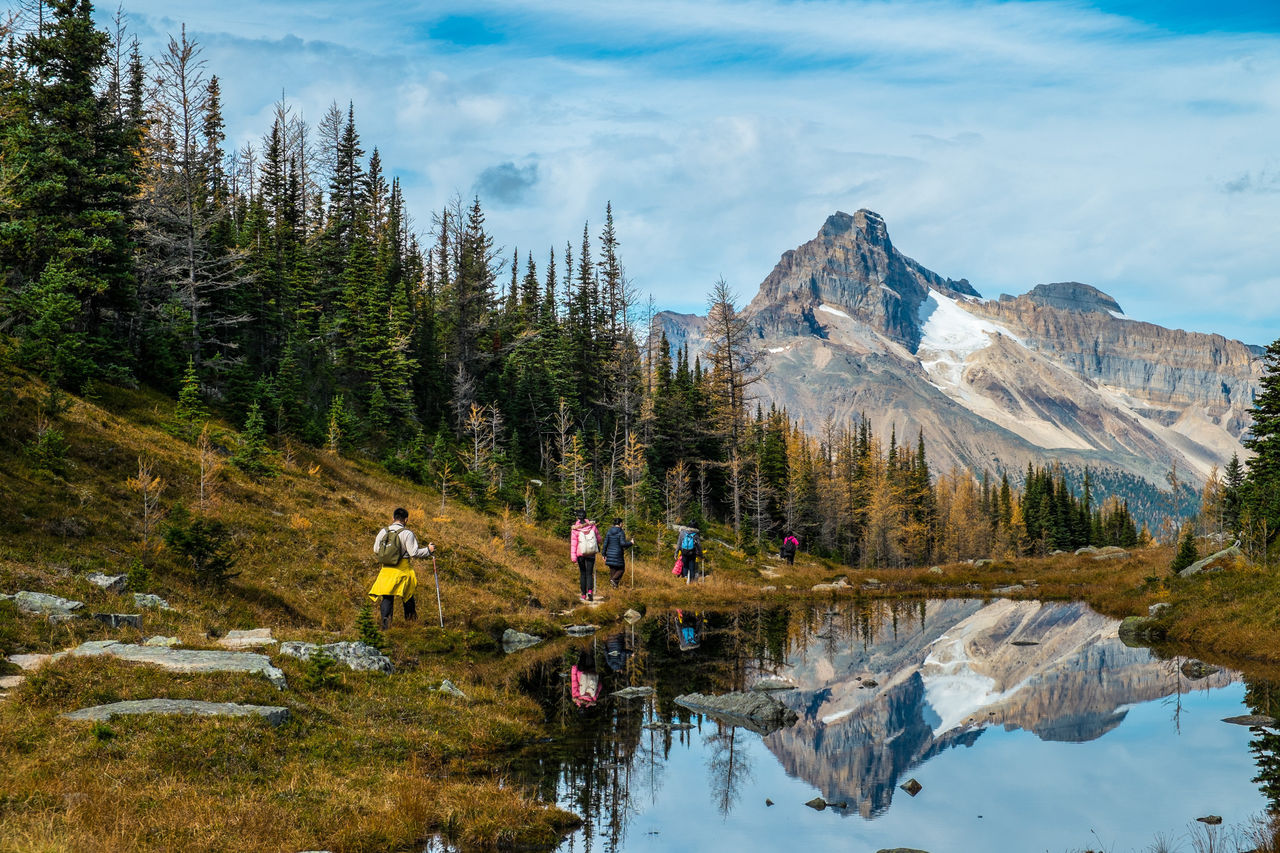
left=916, top=291, right=1022, bottom=390
left=817, top=303, right=853, bottom=321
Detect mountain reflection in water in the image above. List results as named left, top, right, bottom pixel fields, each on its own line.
left=511, top=600, right=1271, bottom=853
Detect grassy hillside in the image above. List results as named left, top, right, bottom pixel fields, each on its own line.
left=0, top=362, right=842, bottom=852
left=3, top=358, right=1279, bottom=852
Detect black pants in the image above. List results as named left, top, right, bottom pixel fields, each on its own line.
left=783, top=551, right=795, bottom=565
left=380, top=594, right=417, bottom=627
left=577, top=555, right=596, bottom=595
left=607, top=562, right=625, bottom=586
left=683, top=557, right=699, bottom=581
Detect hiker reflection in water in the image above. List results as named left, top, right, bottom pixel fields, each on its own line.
left=571, top=649, right=602, bottom=707
left=675, top=609, right=702, bottom=650
left=605, top=631, right=631, bottom=673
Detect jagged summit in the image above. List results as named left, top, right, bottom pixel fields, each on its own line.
left=659, top=207, right=1261, bottom=497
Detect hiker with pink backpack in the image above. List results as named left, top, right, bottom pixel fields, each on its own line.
left=570, top=510, right=601, bottom=602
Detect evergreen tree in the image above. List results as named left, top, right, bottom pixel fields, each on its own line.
left=1171, top=522, right=1199, bottom=573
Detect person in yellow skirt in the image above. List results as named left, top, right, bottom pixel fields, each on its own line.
left=368, top=507, right=435, bottom=629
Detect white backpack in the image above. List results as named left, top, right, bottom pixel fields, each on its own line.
left=578, top=526, right=599, bottom=555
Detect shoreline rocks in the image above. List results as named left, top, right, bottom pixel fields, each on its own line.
left=674, top=690, right=799, bottom=735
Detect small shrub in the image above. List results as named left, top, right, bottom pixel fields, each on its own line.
left=162, top=504, right=239, bottom=589
left=303, top=649, right=338, bottom=691
left=25, top=413, right=68, bottom=475
left=90, top=721, right=116, bottom=742
left=356, top=602, right=384, bottom=651
left=1172, top=524, right=1199, bottom=574
left=126, top=557, right=151, bottom=593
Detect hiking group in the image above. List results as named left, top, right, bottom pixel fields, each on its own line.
left=367, top=505, right=802, bottom=622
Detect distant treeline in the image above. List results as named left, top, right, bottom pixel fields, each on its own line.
left=3, top=3, right=1278, bottom=566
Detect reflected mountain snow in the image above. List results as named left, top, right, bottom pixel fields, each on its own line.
left=761, top=599, right=1236, bottom=818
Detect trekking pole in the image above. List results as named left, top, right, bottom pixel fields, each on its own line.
left=431, top=553, right=444, bottom=628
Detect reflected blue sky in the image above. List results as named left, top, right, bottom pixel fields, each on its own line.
left=556, top=684, right=1264, bottom=852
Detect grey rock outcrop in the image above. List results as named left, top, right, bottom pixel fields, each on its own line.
left=85, top=573, right=127, bottom=593
left=1118, top=616, right=1166, bottom=646
left=565, top=624, right=598, bottom=636
left=501, top=629, right=543, bottom=652
left=1223, top=714, right=1279, bottom=728
left=132, top=593, right=172, bottom=610
left=60, top=640, right=287, bottom=689
left=278, top=641, right=393, bottom=674
left=435, top=679, right=468, bottom=699
left=12, top=591, right=83, bottom=618
left=92, top=613, right=141, bottom=629
left=1178, top=545, right=1242, bottom=577
left=1180, top=660, right=1222, bottom=680
left=62, top=699, right=289, bottom=726
left=675, top=690, right=799, bottom=735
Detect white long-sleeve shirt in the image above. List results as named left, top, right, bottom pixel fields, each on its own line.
left=373, top=522, right=434, bottom=560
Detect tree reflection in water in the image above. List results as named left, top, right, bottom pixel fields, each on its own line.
left=1245, top=677, right=1280, bottom=813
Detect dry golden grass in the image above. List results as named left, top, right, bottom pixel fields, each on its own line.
left=4, top=362, right=1280, bottom=851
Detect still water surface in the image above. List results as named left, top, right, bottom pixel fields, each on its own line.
left=512, top=600, right=1276, bottom=852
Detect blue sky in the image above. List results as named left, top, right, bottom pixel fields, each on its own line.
left=99, top=1, right=1280, bottom=344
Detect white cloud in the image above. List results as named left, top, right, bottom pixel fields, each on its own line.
left=102, top=0, right=1280, bottom=343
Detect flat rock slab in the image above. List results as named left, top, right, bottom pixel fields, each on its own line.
left=675, top=690, right=799, bottom=735
left=1223, top=714, right=1280, bottom=728
left=1180, top=545, right=1242, bottom=578
left=992, top=585, right=1025, bottom=595
left=565, top=624, right=598, bottom=636
left=277, top=641, right=393, bottom=673
left=0, top=675, right=24, bottom=690
left=9, top=654, right=52, bottom=670
left=1093, top=547, right=1130, bottom=560
left=12, top=591, right=83, bottom=617
left=59, top=641, right=287, bottom=689
left=219, top=628, right=276, bottom=649
left=62, top=699, right=289, bottom=726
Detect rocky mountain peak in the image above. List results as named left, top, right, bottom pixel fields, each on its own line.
left=1010, top=282, right=1123, bottom=315
left=820, top=209, right=889, bottom=246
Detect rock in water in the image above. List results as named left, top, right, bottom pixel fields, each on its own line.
left=623, top=609, right=643, bottom=624
left=611, top=686, right=655, bottom=699
left=805, top=797, right=827, bottom=811
left=751, top=677, right=797, bottom=692
left=1223, top=714, right=1280, bottom=728
left=565, top=624, right=598, bottom=636
left=1180, top=659, right=1221, bottom=680
left=674, top=690, right=799, bottom=735
left=62, top=699, right=289, bottom=726
left=500, top=629, right=543, bottom=652
left=900, top=778, right=923, bottom=796
left=1197, top=815, right=1223, bottom=825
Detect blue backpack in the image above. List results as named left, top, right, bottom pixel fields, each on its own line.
left=680, top=530, right=697, bottom=553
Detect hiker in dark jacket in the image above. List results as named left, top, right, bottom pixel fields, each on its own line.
left=602, top=518, right=634, bottom=588
left=780, top=533, right=799, bottom=565
left=676, top=524, right=704, bottom=582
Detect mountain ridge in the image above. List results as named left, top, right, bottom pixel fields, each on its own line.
left=658, top=209, right=1262, bottom=497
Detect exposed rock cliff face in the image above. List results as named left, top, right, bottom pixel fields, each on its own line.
left=658, top=210, right=1262, bottom=490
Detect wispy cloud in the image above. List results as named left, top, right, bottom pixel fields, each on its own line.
left=103, top=0, right=1280, bottom=343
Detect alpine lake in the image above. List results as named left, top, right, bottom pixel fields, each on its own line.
left=487, top=598, right=1279, bottom=853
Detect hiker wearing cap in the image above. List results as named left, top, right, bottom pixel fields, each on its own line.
left=368, top=507, right=435, bottom=629
left=602, top=517, right=634, bottom=588
left=570, top=510, right=601, bottom=602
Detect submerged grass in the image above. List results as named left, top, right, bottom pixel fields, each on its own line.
left=2, top=363, right=1280, bottom=850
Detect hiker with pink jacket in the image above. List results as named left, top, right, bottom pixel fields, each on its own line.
left=570, top=510, right=601, bottom=602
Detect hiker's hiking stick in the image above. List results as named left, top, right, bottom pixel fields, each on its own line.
left=431, top=553, right=444, bottom=627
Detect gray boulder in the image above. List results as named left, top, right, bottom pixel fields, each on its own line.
left=1148, top=602, right=1171, bottom=617
left=1093, top=546, right=1129, bottom=560
left=752, top=677, right=798, bottom=692
left=1223, top=714, right=1280, bottom=728
left=1074, top=546, right=1098, bottom=556
left=611, top=686, right=654, bottom=699
left=675, top=690, right=799, bottom=735
left=435, top=679, right=468, bottom=699
left=1179, top=545, right=1242, bottom=578
left=62, top=699, right=289, bottom=726
left=13, top=591, right=83, bottom=618
left=132, top=593, right=172, bottom=610
left=1118, top=616, right=1166, bottom=646
left=219, top=628, right=276, bottom=649
left=278, top=641, right=393, bottom=674
left=85, top=573, right=127, bottom=593
left=565, top=624, right=598, bottom=636
left=144, top=636, right=179, bottom=648
left=501, top=629, right=543, bottom=652
left=992, top=584, right=1025, bottom=595
left=91, top=613, right=141, bottom=629
left=1180, top=659, right=1222, bottom=680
